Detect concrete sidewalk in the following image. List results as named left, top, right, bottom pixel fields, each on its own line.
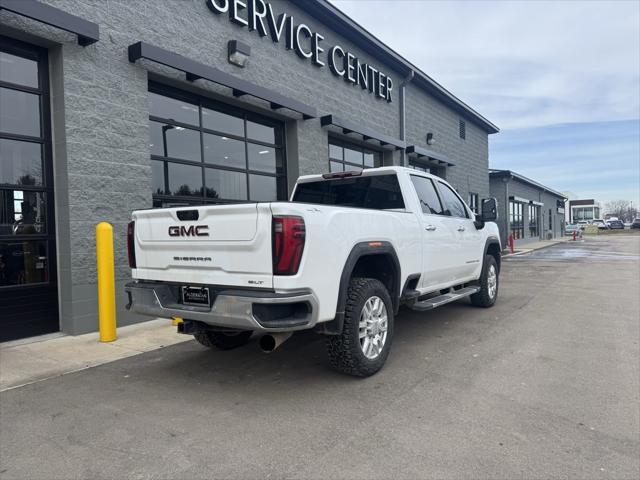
left=503, top=238, right=568, bottom=256
left=0, top=319, right=190, bottom=392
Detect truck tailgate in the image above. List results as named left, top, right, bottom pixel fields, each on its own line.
left=132, top=203, right=273, bottom=289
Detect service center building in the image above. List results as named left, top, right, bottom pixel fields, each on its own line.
left=0, top=0, right=498, bottom=341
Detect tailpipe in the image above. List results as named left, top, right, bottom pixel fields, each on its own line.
left=259, top=332, right=293, bottom=353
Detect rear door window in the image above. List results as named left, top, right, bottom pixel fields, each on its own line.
left=410, top=175, right=443, bottom=215
left=292, top=174, right=405, bottom=210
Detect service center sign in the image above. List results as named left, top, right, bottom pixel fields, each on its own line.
left=206, top=0, right=393, bottom=102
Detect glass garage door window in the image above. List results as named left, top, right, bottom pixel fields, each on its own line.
left=148, top=84, right=286, bottom=207
left=0, top=36, right=58, bottom=342
left=328, top=138, right=382, bottom=173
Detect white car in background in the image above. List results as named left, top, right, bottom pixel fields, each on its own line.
left=591, top=219, right=609, bottom=230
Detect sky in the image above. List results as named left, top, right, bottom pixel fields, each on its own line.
left=332, top=0, right=640, bottom=206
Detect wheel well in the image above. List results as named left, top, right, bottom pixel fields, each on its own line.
left=486, top=242, right=501, bottom=272
left=351, top=254, right=399, bottom=309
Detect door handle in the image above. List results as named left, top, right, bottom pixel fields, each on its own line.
left=457, top=226, right=466, bottom=232
left=425, top=225, right=437, bottom=231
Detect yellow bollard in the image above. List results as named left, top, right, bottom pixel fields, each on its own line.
left=96, top=222, right=116, bottom=342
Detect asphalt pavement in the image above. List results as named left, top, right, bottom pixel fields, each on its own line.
left=1, top=235, right=638, bottom=479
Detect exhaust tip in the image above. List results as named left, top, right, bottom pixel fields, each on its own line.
left=259, top=332, right=292, bottom=353
left=259, top=335, right=276, bottom=352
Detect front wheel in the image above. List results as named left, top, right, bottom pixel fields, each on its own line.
left=470, top=255, right=499, bottom=307
left=326, top=278, right=394, bottom=377
left=194, top=330, right=253, bottom=350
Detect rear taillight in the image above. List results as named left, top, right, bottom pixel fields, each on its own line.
left=127, top=221, right=136, bottom=268
left=272, top=216, right=305, bottom=275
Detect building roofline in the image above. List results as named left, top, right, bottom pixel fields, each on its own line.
left=489, top=169, right=567, bottom=199
left=291, top=0, right=500, bottom=134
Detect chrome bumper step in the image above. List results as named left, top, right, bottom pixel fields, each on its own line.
left=409, top=286, right=480, bottom=311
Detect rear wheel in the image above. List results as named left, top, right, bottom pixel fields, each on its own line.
left=194, top=330, right=253, bottom=350
left=326, top=278, right=394, bottom=377
left=470, top=255, right=499, bottom=307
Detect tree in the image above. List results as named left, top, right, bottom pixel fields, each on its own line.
left=604, top=200, right=638, bottom=222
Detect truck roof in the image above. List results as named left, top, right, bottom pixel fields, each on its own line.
left=296, top=166, right=438, bottom=183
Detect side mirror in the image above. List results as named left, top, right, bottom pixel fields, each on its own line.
left=480, top=197, right=498, bottom=222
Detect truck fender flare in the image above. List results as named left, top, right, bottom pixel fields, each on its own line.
left=315, top=241, right=401, bottom=336
left=483, top=236, right=502, bottom=273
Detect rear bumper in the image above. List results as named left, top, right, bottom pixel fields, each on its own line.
left=125, top=281, right=319, bottom=332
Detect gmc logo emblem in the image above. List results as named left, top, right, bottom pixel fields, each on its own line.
left=168, top=225, right=209, bottom=237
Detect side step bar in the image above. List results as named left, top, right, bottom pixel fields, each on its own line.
left=409, top=286, right=480, bottom=311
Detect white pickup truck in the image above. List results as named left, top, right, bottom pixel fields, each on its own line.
left=126, top=167, right=501, bottom=377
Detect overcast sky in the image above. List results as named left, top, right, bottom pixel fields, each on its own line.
left=332, top=0, right=640, bottom=205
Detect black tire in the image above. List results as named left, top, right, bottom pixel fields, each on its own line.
left=193, top=330, right=253, bottom=350
left=470, top=255, right=499, bottom=308
left=326, top=278, right=394, bottom=377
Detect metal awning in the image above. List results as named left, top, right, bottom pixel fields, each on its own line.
left=128, top=41, right=316, bottom=120
left=406, top=145, right=455, bottom=167
left=320, top=115, right=405, bottom=150
left=0, top=0, right=99, bottom=46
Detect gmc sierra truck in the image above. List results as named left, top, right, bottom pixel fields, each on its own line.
left=125, top=167, right=501, bottom=377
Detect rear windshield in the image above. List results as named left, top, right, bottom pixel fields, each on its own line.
left=292, top=174, right=405, bottom=210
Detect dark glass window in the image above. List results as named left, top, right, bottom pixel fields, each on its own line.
left=408, top=162, right=430, bottom=173
left=247, top=121, right=275, bottom=144
left=410, top=175, right=443, bottom=215
left=149, top=84, right=285, bottom=206
left=151, top=160, right=165, bottom=195
left=149, top=92, right=198, bottom=126
left=203, top=134, right=246, bottom=169
left=438, top=182, right=468, bottom=218
left=0, top=240, right=48, bottom=286
left=509, top=201, right=524, bottom=239
left=149, top=121, right=200, bottom=161
left=0, top=52, right=38, bottom=88
left=0, top=39, right=55, bottom=292
left=202, top=107, right=244, bottom=136
left=293, top=174, right=405, bottom=210
left=167, top=162, right=201, bottom=197
left=0, top=88, right=41, bottom=137
left=330, top=161, right=343, bottom=173
left=0, top=190, right=46, bottom=235
left=327, top=139, right=382, bottom=172
left=528, top=204, right=539, bottom=236
left=247, top=144, right=278, bottom=174
left=205, top=169, right=247, bottom=200
left=0, top=139, right=42, bottom=185
left=249, top=174, right=277, bottom=201
left=468, top=193, right=479, bottom=214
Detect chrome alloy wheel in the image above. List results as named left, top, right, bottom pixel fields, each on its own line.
left=487, top=264, right=497, bottom=299
left=359, top=296, right=388, bottom=360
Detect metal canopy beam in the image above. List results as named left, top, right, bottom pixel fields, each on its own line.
left=0, top=0, right=99, bottom=46
left=128, top=41, right=317, bottom=120
left=405, top=144, right=455, bottom=167
left=320, top=115, right=405, bottom=150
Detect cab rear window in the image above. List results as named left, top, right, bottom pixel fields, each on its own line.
left=292, top=174, right=405, bottom=210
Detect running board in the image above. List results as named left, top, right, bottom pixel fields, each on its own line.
left=409, top=286, right=480, bottom=311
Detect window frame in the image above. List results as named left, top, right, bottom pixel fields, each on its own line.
left=509, top=200, right=525, bottom=240
left=148, top=82, right=286, bottom=207
left=0, top=35, right=56, bottom=290
left=528, top=204, right=539, bottom=237
left=327, top=137, right=382, bottom=173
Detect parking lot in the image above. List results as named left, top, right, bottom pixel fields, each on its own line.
left=1, top=236, right=638, bottom=479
